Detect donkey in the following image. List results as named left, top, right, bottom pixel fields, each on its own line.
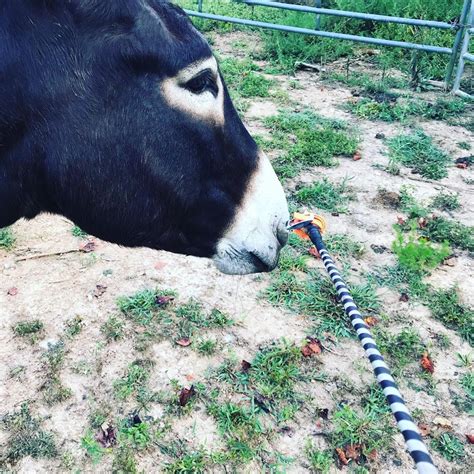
left=0, top=0, right=289, bottom=274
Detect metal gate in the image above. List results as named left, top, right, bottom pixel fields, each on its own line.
left=184, top=0, right=474, bottom=94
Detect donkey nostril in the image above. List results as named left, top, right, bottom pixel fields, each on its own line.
left=248, top=251, right=274, bottom=273
left=276, top=224, right=289, bottom=248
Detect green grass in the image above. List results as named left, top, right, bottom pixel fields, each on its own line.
left=12, top=320, right=44, bottom=342
left=454, top=372, right=474, bottom=414
left=71, top=225, right=88, bottom=238
left=325, top=233, right=365, bottom=259
left=195, top=338, right=218, bottom=356
left=119, top=421, right=152, bottom=450
left=422, top=217, right=474, bottom=252
left=1, top=403, right=58, bottom=463
left=40, top=342, right=72, bottom=406
left=331, top=405, right=395, bottom=456
left=430, top=433, right=465, bottom=462
left=374, top=327, right=425, bottom=372
left=427, top=289, right=473, bottom=346
left=262, top=110, right=358, bottom=179
left=266, top=270, right=379, bottom=340
left=348, top=96, right=467, bottom=123
left=295, top=177, right=353, bottom=214
left=64, top=316, right=84, bottom=338
left=100, top=315, right=125, bottom=342
left=81, top=431, right=105, bottom=464
left=305, top=442, right=333, bottom=474
left=432, top=191, right=461, bottom=212
left=0, top=227, right=15, bottom=250
left=387, top=130, right=450, bottom=180
left=114, top=360, right=152, bottom=400
left=117, top=289, right=174, bottom=325
left=392, top=228, right=450, bottom=273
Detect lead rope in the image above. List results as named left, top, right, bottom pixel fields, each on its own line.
left=288, top=215, right=438, bottom=474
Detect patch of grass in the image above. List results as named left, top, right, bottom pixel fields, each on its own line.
left=432, top=191, right=461, bottom=212
left=454, top=372, right=474, bottom=415
left=266, top=270, right=379, bottom=340
left=12, top=320, right=44, bottom=343
left=164, top=449, right=208, bottom=473
left=458, top=141, right=471, bottom=151
left=430, top=433, right=465, bottom=462
left=305, top=442, right=333, bottom=474
left=71, top=225, right=88, bottom=238
left=1, top=403, right=57, bottom=463
left=40, top=342, right=72, bottom=405
left=263, top=110, right=358, bottom=179
left=295, top=177, right=353, bottom=214
left=81, top=431, right=105, bottom=464
left=195, top=338, right=218, bottom=356
left=387, top=131, right=450, bottom=180
left=64, top=315, right=84, bottom=338
left=219, top=57, right=273, bottom=98
left=325, top=233, right=365, bottom=259
left=119, top=421, right=151, bottom=450
left=114, top=360, right=152, bottom=400
left=427, top=289, right=473, bottom=346
left=100, top=315, right=125, bottom=342
left=399, top=186, right=429, bottom=219
left=331, top=405, right=395, bottom=456
left=392, top=228, right=450, bottom=273
left=112, top=446, right=138, bottom=473
left=374, top=328, right=425, bottom=372
left=422, top=217, right=474, bottom=252
left=117, top=289, right=174, bottom=325
left=0, top=227, right=15, bottom=249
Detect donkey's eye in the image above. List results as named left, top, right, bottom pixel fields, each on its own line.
left=184, top=69, right=218, bottom=97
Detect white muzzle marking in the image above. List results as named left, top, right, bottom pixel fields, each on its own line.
left=213, top=154, right=289, bottom=275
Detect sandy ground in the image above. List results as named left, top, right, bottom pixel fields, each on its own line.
left=1, top=31, right=473, bottom=473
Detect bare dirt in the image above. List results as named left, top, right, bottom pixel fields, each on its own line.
left=1, top=31, right=473, bottom=473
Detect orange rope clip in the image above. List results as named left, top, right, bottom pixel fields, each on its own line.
left=290, top=212, right=327, bottom=240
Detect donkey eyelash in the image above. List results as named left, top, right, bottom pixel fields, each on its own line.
left=183, top=69, right=218, bottom=97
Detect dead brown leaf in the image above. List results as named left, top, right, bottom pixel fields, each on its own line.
left=433, top=416, right=452, bottom=429
left=93, top=284, right=107, bottom=298
left=397, top=216, right=406, bottom=226
left=420, top=352, right=435, bottom=374
left=364, top=316, right=379, bottom=327
left=301, top=337, right=322, bottom=357
left=335, top=447, right=349, bottom=465
left=353, top=151, right=362, bottom=161
left=176, top=338, right=191, bottom=347
left=179, top=385, right=196, bottom=407
left=366, top=449, right=378, bottom=461
left=7, top=287, right=18, bottom=296
left=466, top=434, right=474, bottom=444
left=96, top=423, right=116, bottom=448
left=399, top=293, right=409, bottom=302
left=345, top=444, right=361, bottom=461
left=418, top=423, right=431, bottom=437
left=241, top=360, right=252, bottom=373
left=156, top=295, right=174, bottom=307
left=80, top=240, right=97, bottom=253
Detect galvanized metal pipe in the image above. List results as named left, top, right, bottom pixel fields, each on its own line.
left=241, top=0, right=456, bottom=30
left=185, top=10, right=453, bottom=55
left=453, top=1, right=474, bottom=94
left=445, top=0, right=472, bottom=87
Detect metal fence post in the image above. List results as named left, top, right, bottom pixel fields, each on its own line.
left=315, top=0, right=322, bottom=30
left=198, top=0, right=203, bottom=13
left=445, top=0, right=472, bottom=89
left=452, top=1, right=474, bottom=96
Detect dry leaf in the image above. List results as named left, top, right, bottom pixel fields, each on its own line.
left=399, top=293, right=409, bottom=302
left=96, top=423, right=116, bottom=448
left=308, top=247, right=320, bottom=259
left=466, top=434, right=474, bottom=444
left=7, top=287, right=18, bottom=296
left=156, top=295, right=174, bottom=307
left=353, top=151, right=362, bottom=161
left=366, top=449, right=378, bottom=461
left=456, top=162, right=468, bottom=169
left=444, top=257, right=456, bottom=267
left=433, top=416, right=452, bottom=429
left=176, top=338, right=191, bottom=347
left=345, top=444, right=361, bottom=461
left=80, top=240, right=96, bottom=253
left=335, top=447, right=349, bottom=465
left=241, top=360, right=252, bottom=373
left=418, top=423, right=431, bottom=437
left=94, top=284, right=107, bottom=298
left=421, top=352, right=435, bottom=374
left=179, top=386, right=196, bottom=407
left=301, top=338, right=322, bottom=357
left=397, top=216, right=406, bottom=226
left=418, top=217, right=428, bottom=229
left=364, top=316, right=379, bottom=327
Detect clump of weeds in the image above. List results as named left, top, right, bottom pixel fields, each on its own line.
left=0, top=227, right=15, bottom=249
left=12, top=320, right=44, bottom=343
left=40, top=342, right=72, bottom=405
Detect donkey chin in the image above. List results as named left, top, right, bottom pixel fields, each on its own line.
left=213, top=155, right=290, bottom=275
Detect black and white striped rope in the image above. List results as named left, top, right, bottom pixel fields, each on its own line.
left=306, top=225, right=438, bottom=474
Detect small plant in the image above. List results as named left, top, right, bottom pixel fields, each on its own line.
left=296, top=178, right=353, bottom=213
left=195, top=338, right=218, bottom=356
left=392, top=229, right=450, bottom=273
left=331, top=405, right=395, bottom=456
left=112, top=446, right=138, bottom=473
left=305, top=442, right=333, bottom=473
left=12, top=320, right=44, bottom=342
left=120, top=422, right=151, bottom=449
left=71, top=225, right=88, bottom=238
left=164, top=450, right=208, bottom=473
left=64, top=315, right=84, bottom=338
left=117, top=289, right=166, bottom=325
left=325, top=233, right=365, bottom=259
left=423, top=217, right=473, bottom=252
left=1, top=403, right=57, bottom=463
left=41, top=342, right=72, bottom=405
left=427, top=289, right=473, bottom=346
left=101, top=315, right=125, bottom=342
left=430, top=433, right=465, bottom=462
left=0, top=227, right=15, bottom=249
left=81, top=431, right=105, bottom=464
left=114, top=360, right=151, bottom=399
left=388, top=131, right=450, bottom=180
left=432, top=191, right=461, bottom=212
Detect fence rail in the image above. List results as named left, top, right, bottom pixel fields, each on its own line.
left=185, top=0, right=473, bottom=94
